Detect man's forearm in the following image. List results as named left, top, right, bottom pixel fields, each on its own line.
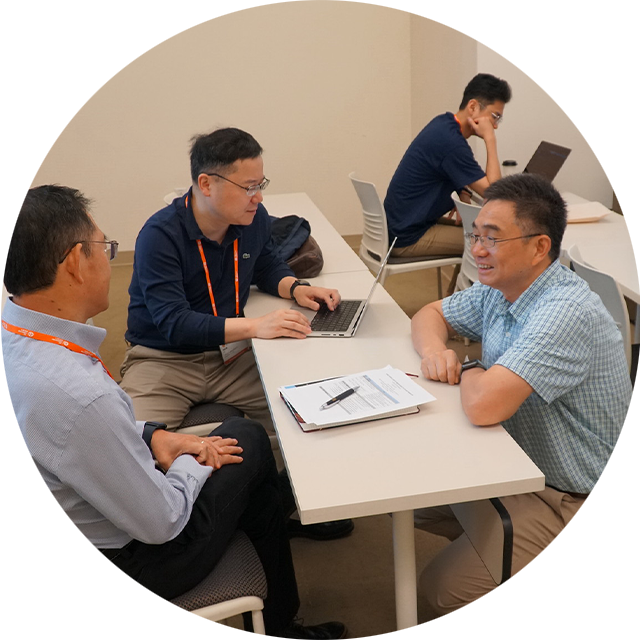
left=224, top=316, right=258, bottom=343
left=411, top=302, right=451, bottom=357
left=278, top=276, right=298, bottom=300
left=484, top=134, right=501, bottom=184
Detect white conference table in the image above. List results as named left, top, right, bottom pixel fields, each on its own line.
left=263, top=192, right=369, bottom=275
left=246, top=268, right=544, bottom=629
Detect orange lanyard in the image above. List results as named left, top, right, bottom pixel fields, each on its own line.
left=2, top=319, right=114, bottom=380
left=187, top=195, right=240, bottom=318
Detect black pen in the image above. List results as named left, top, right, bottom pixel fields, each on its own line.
left=319, top=386, right=360, bottom=410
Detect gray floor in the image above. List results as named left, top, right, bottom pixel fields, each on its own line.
left=94, top=239, right=481, bottom=637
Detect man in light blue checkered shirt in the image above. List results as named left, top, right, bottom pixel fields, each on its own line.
left=411, top=173, right=632, bottom=616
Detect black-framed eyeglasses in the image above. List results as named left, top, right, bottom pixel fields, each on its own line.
left=58, top=240, right=119, bottom=264
left=465, top=233, right=541, bottom=249
left=206, top=173, right=270, bottom=197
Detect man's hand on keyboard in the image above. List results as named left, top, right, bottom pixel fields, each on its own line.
left=293, top=285, right=341, bottom=311
left=254, top=309, right=312, bottom=339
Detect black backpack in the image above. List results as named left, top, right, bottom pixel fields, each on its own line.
left=270, top=215, right=324, bottom=278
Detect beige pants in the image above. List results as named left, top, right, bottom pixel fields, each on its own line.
left=391, top=220, right=464, bottom=258
left=120, top=344, right=274, bottom=434
left=415, top=488, right=627, bottom=636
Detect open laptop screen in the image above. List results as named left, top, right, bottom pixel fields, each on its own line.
left=523, top=141, right=571, bottom=182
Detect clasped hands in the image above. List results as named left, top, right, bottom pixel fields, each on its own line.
left=151, top=430, right=243, bottom=474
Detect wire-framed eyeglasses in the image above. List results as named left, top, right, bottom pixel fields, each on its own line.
left=464, top=233, right=541, bottom=249
left=206, top=173, right=270, bottom=197
left=58, top=240, right=119, bottom=264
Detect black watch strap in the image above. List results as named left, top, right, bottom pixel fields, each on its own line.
left=461, top=359, right=486, bottom=372
left=142, top=421, right=168, bottom=449
left=289, top=279, right=310, bottom=300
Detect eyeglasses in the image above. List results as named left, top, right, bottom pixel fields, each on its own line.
left=465, top=233, right=541, bottom=249
left=206, top=173, right=270, bottom=197
left=59, top=240, right=119, bottom=264
left=478, top=103, right=504, bottom=125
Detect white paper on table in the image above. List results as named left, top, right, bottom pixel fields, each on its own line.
left=566, top=201, right=611, bottom=223
left=279, top=365, right=435, bottom=428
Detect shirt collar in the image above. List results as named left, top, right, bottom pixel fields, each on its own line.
left=2, top=298, right=107, bottom=355
left=181, top=187, right=243, bottom=246
left=506, top=260, right=564, bottom=322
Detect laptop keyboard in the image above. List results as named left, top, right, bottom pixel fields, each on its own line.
left=311, top=300, right=362, bottom=332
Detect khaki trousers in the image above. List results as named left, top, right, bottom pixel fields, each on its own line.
left=120, top=344, right=274, bottom=434
left=391, top=220, right=464, bottom=258
left=415, top=488, right=627, bottom=636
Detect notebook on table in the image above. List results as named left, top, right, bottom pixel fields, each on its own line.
left=297, top=238, right=396, bottom=338
left=522, top=141, right=571, bottom=182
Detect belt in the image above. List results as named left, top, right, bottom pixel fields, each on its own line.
left=99, top=539, right=137, bottom=561
left=547, top=485, right=589, bottom=500
left=61, top=540, right=135, bottom=571
left=563, top=485, right=631, bottom=502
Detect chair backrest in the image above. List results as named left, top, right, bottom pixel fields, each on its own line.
left=567, top=244, right=632, bottom=369
left=349, top=172, right=389, bottom=262
left=2, top=480, right=64, bottom=640
left=451, top=191, right=482, bottom=290
left=164, top=188, right=187, bottom=205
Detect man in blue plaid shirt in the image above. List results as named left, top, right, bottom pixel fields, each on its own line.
left=411, top=173, right=632, bottom=615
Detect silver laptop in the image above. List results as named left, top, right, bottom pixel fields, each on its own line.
left=523, top=141, right=571, bottom=182
left=297, top=239, right=396, bottom=337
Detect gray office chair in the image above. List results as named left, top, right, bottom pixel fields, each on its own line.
left=2, top=480, right=267, bottom=640
left=450, top=191, right=482, bottom=291
left=568, top=244, right=632, bottom=370
left=349, top=172, right=462, bottom=299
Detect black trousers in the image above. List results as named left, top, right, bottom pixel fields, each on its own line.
left=108, top=418, right=300, bottom=635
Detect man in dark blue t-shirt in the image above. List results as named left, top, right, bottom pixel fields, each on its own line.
left=385, top=73, right=511, bottom=259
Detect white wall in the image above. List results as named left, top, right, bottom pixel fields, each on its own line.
left=477, top=0, right=640, bottom=206
left=32, top=2, right=412, bottom=249
left=409, top=16, right=477, bottom=138
left=29, top=1, right=615, bottom=249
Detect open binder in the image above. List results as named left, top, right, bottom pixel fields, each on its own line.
left=279, top=366, right=436, bottom=432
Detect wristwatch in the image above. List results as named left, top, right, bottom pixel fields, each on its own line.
left=289, top=279, right=311, bottom=300
left=461, top=359, right=486, bottom=372
left=142, top=420, right=167, bottom=449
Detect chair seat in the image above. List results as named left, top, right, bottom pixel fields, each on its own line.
left=180, top=403, right=244, bottom=429
left=171, top=530, right=267, bottom=611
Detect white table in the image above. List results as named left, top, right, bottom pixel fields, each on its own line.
left=561, top=192, right=639, bottom=304
left=246, top=269, right=544, bottom=629
left=263, top=192, right=369, bottom=275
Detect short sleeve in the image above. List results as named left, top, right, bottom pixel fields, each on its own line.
left=496, top=300, right=592, bottom=403
left=440, top=143, right=485, bottom=191
left=441, top=284, right=487, bottom=343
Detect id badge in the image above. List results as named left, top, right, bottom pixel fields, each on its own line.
left=220, top=340, right=251, bottom=365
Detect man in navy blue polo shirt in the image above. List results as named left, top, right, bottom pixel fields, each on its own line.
left=384, top=73, right=511, bottom=260
left=121, top=128, right=353, bottom=540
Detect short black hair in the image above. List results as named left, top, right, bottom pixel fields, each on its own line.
left=189, top=127, right=263, bottom=183
left=4, top=185, right=95, bottom=296
left=484, top=173, right=567, bottom=262
left=459, top=73, right=512, bottom=109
